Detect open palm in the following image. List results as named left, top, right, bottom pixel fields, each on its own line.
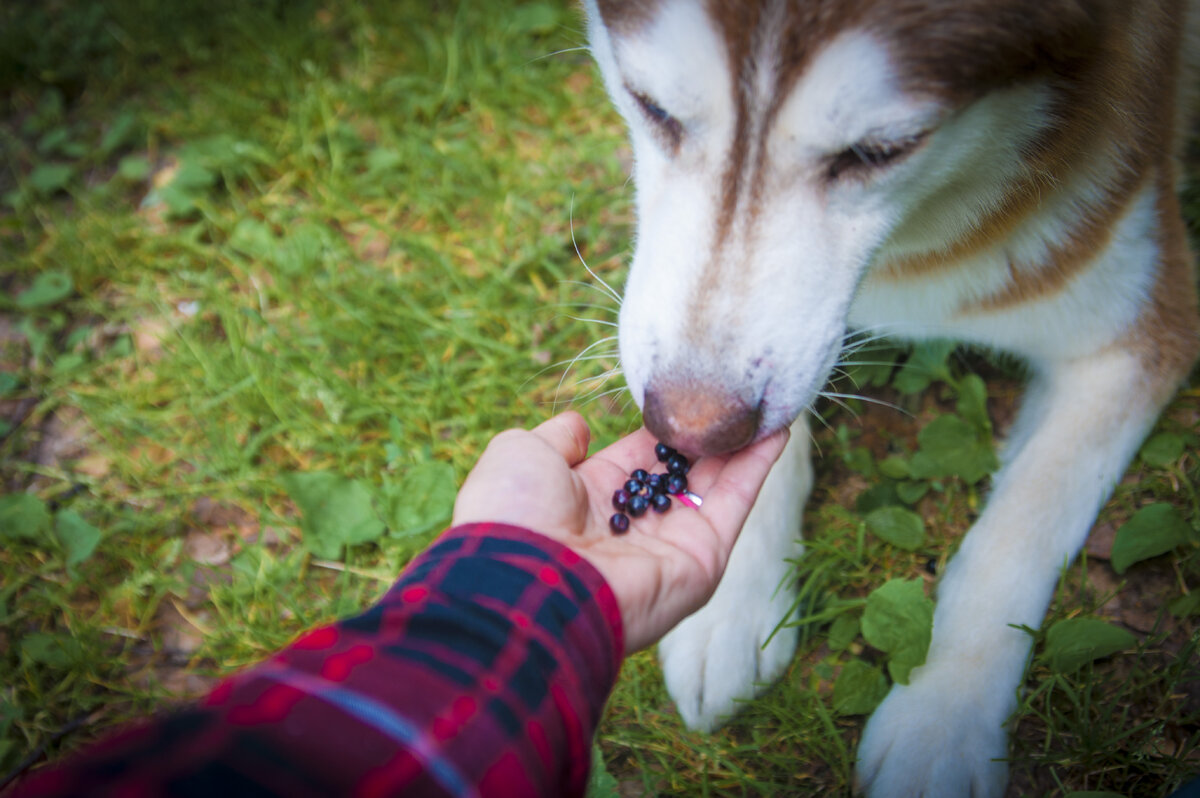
left=453, top=412, right=788, bottom=652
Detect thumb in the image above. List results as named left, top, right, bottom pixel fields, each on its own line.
left=530, top=411, right=591, bottom=467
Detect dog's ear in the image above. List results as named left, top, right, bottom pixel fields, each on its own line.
left=589, top=0, right=660, bottom=34
left=875, top=0, right=1113, bottom=103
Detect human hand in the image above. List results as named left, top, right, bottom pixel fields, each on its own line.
left=452, top=412, right=788, bottom=653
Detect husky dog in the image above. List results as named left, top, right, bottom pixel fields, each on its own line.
left=584, top=1, right=1199, bottom=795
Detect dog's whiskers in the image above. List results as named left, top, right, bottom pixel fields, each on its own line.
left=569, top=197, right=623, bottom=306
left=573, top=366, right=623, bottom=386
left=553, top=334, right=622, bottom=409
left=561, top=314, right=617, bottom=328
left=802, top=401, right=832, bottom=456
left=554, top=292, right=621, bottom=315
left=523, top=45, right=590, bottom=66
left=819, top=390, right=909, bottom=416
left=578, top=379, right=627, bottom=404
left=536, top=197, right=631, bottom=414
left=817, top=392, right=861, bottom=420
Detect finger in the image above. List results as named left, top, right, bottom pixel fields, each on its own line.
left=697, top=428, right=790, bottom=538
left=585, top=426, right=662, bottom=472
left=530, top=411, right=592, bottom=467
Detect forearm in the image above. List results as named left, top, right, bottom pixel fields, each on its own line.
left=14, top=523, right=624, bottom=798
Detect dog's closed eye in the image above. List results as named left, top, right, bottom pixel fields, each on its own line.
left=631, top=90, right=683, bottom=149
left=825, top=133, right=928, bottom=182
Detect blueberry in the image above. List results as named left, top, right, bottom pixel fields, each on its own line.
left=610, top=513, right=630, bottom=534
left=666, top=474, right=687, bottom=495
left=651, top=493, right=671, bottom=513
left=631, top=468, right=650, bottom=483
left=612, top=489, right=630, bottom=511
left=655, top=442, right=676, bottom=462
left=646, top=473, right=665, bottom=494
left=625, top=478, right=645, bottom=495
left=666, top=453, right=690, bottom=475
left=627, top=493, right=650, bottom=517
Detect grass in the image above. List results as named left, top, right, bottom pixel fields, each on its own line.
left=1, top=1, right=1198, bottom=795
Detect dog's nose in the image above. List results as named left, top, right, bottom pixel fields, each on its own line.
left=643, top=382, right=761, bottom=457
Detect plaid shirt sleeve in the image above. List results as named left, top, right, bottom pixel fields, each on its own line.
left=13, top=523, right=625, bottom=798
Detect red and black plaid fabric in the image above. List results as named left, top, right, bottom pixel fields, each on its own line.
left=13, top=523, right=624, bottom=798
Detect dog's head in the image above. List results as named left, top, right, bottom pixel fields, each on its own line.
left=586, top=0, right=1113, bottom=455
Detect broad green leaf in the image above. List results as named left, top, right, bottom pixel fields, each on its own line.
left=910, top=413, right=998, bottom=485
left=832, top=659, right=890, bottom=715
left=154, top=158, right=216, bottom=216
left=20, top=632, right=83, bottom=668
left=16, top=270, right=73, bottom=309
left=55, top=510, right=102, bottom=566
left=0, top=696, right=16, bottom=731
left=828, top=613, right=861, bottom=652
left=1110, top=503, right=1194, bottom=574
left=170, top=157, right=218, bottom=191
left=1139, top=432, right=1185, bottom=468
left=52, top=352, right=86, bottom=374
left=896, top=480, right=930, bottom=505
left=37, top=126, right=73, bottom=155
left=861, top=578, right=933, bottom=684
left=117, top=154, right=152, bottom=182
left=229, top=217, right=277, bottom=258
left=893, top=340, right=955, bottom=395
left=366, top=148, right=404, bottom=175
left=182, top=134, right=272, bottom=173
left=0, top=494, right=52, bottom=541
left=877, top=456, right=911, bottom=480
left=955, top=373, right=992, bottom=434
left=510, top=3, right=559, bottom=35
left=386, top=461, right=457, bottom=538
left=0, top=373, right=18, bottom=396
left=281, top=471, right=386, bottom=559
left=843, top=445, right=876, bottom=478
left=865, top=506, right=925, bottom=551
left=1169, top=591, right=1200, bottom=618
left=65, top=324, right=93, bottom=349
left=587, top=743, right=620, bottom=798
left=28, top=163, right=73, bottom=196
left=109, top=334, right=134, bottom=358
left=99, top=110, right=138, bottom=155
left=856, top=482, right=900, bottom=514
left=1042, top=618, right=1136, bottom=673
left=388, top=416, right=405, bottom=441
left=18, top=317, right=49, bottom=361
left=276, top=222, right=331, bottom=275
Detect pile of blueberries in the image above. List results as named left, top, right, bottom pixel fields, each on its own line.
left=609, top=442, right=691, bottom=534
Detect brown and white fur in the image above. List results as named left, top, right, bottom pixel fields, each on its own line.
left=584, top=1, right=1199, bottom=795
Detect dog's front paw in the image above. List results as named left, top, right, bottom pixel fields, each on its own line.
left=658, top=580, right=797, bottom=731
left=855, top=669, right=1010, bottom=798
left=658, top=417, right=809, bottom=731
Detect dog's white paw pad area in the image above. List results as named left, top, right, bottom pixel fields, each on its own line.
left=855, top=678, right=1009, bottom=798
left=657, top=592, right=798, bottom=732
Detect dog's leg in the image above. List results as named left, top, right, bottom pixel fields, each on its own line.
left=855, top=344, right=1186, bottom=798
left=658, top=414, right=812, bottom=731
